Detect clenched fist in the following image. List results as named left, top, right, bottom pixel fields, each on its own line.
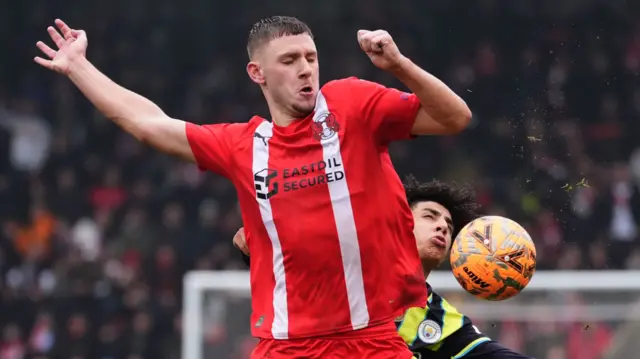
left=357, top=29, right=406, bottom=71
left=34, top=19, right=88, bottom=76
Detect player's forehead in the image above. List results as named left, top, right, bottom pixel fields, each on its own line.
left=413, top=201, right=452, bottom=221
left=263, top=34, right=317, bottom=58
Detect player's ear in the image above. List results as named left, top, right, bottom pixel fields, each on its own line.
left=247, top=61, right=265, bottom=85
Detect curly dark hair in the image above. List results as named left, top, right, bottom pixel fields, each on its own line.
left=404, top=174, right=481, bottom=239
left=247, top=16, right=313, bottom=58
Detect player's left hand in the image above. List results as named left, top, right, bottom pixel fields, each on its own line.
left=233, top=227, right=249, bottom=255
left=357, top=29, right=406, bottom=71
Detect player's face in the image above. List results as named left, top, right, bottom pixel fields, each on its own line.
left=412, top=201, right=454, bottom=269
left=252, top=34, right=319, bottom=118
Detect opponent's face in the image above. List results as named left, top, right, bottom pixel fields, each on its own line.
left=247, top=34, right=319, bottom=117
left=412, top=201, right=454, bottom=269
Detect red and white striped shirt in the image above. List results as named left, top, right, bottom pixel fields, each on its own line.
left=186, top=77, right=427, bottom=340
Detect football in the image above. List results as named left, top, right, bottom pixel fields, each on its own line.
left=449, top=216, right=537, bottom=301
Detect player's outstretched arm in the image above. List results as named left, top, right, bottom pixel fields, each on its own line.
left=35, top=19, right=196, bottom=163
left=357, top=30, right=472, bottom=135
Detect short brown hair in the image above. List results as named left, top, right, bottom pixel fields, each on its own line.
left=247, top=16, right=313, bottom=58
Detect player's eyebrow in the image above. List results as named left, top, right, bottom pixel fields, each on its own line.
left=278, top=50, right=317, bottom=60
left=278, top=51, right=298, bottom=60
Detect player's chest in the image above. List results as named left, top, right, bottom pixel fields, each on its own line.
left=235, top=117, right=368, bottom=202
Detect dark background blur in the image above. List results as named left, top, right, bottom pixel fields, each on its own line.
left=2, top=0, right=640, bottom=358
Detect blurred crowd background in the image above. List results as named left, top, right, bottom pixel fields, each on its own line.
left=1, top=0, right=640, bottom=358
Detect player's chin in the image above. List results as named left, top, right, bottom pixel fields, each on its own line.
left=420, top=246, right=446, bottom=263
left=292, top=101, right=315, bottom=117
left=427, top=245, right=447, bottom=259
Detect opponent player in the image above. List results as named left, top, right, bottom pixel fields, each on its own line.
left=235, top=176, right=533, bottom=359
left=34, top=16, right=471, bottom=358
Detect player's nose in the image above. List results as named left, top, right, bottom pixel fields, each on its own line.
left=298, top=59, right=313, bottom=79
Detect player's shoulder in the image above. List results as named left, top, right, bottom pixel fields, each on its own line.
left=321, top=76, right=385, bottom=93
left=320, top=77, right=390, bottom=103
left=193, top=117, right=260, bottom=132
left=318, top=78, right=387, bottom=119
left=246, top=116, right=270, bottom=130
left=223, top=116, right=269, bottom=135
left=194, top=116, right=270, bottom=148
left=426, top=283, right=460, bottom=313
left=231, top=116, right=276, bottom=146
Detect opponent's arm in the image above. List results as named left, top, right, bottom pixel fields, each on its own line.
left=357, top=30, right=472, bottom=135
left=35, top=19, right=195, bottom=163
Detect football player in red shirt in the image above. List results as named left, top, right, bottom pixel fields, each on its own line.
left=35, top=16, right=471, bottom=359
left=235, top=177, right=533, bottom=359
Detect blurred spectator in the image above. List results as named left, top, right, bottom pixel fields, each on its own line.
left=593, top=163, right=640, bottom=268
left=0, top=324, right=25, bottom=359
left=28, top=312, right=55, bottom=356
left=567, top=322, right=612, bottom=359
left=0, top=100, right=51, bottom=173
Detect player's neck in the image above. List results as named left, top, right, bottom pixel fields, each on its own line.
left=270, top=110, right=297, bottom=127
left=423, top=269, right=431, bottom=280
left=263, top=92, right=296, bottom=127
left=421, top=259, right=437, bottom=280
left=264, top=93, right=312, bottom=127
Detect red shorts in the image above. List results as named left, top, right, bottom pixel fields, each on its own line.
left=251, top=334, right=414, bottom=359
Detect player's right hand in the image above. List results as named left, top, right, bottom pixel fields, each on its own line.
left=34, top=19, right=88, bottom=76
left=233, top=227, right=249, bottom=255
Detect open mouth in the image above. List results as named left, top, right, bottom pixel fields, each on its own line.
left=299, top=86, right=313, bottom=94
